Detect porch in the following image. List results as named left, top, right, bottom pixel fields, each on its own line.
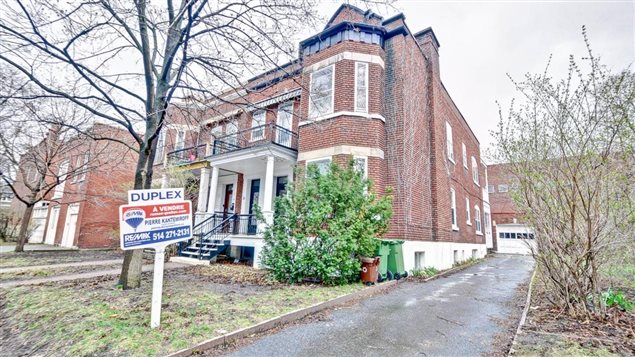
left=169, top=124, right=298, bottom=267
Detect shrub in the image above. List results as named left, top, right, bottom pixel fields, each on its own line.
left=411, top=266, right=439, bottom=279
left=260, top=161, right=392, bottom=285
left=600, top=289, right=634, bottom=312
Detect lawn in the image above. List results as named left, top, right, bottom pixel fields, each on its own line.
left=0, top=264, right=364, bottom=356
left=0, top=250, right=122, bottom=268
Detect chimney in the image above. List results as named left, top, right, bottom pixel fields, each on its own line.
left=414, top=27, right=441, bottom=80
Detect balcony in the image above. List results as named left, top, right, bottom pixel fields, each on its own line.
left=212, top=123, right=298, bottom=156
left=167, top=144, right=208, bottom=168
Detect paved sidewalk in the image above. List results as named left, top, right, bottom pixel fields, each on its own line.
left=0, top=262, right=187, bottom=289
left=228, top=255, right=534, bottom=357
left=0, top=259, right=124, bottom=274
left=0, top=244, right=76, bottom=253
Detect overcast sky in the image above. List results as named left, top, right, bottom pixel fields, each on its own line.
left=312, top=0, right=635, bottom=157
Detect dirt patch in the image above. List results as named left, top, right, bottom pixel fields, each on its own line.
left=512, top=273, right=635, bottom=356
left=0, top=250, right=123, bottom=268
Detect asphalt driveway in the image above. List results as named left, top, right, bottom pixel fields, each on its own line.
left=228, top=254, right=534, bottom=357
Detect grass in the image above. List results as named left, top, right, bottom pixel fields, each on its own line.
left=0, top=264, right=122, bottom=283
left=513, top=334, right=620, bottom=357
left=1, top=266, right=364, bottom=356
left=0, top=250, right=122, bottom=268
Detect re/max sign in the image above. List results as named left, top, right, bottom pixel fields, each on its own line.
left=128, top=188, right=184, bottom=204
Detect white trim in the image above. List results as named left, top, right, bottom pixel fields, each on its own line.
left=204, top=109, right=242, bottom=125
left=298, top=145, right=384, bottom=161
left=354, top=62, right=369, bottom=113
left=303, top=51, right=385, bottom=73
left=446, top=121, right=454, bottom=164
left=462, top=143, right=467, bottom=169
left=352, top=155, right=368, bottom=179
left=299, top=111, right=385, bottom=126
left=474, top=204, right=482, bottom=235
left=465, top=197, right=471, bottom=225
left=250, top=110, right=266, bottom=141
left=471, top=156, right=480, bottom=186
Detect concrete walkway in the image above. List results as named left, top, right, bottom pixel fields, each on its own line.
left=0, top=243, right=75, bottom=253
left=228, top=255, right=534, bottom=357
left=0, top=259, right=124, bottom=274
left=0, top=262, right=188, bottom=289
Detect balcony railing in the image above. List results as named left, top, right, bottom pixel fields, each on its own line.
left=167, top=144, right=208, bottom=166
left=212, top=123, right=298, bottom=156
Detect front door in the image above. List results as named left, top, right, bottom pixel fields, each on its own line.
left=248, top=179, right=260, bottom=234
left=276, top=102, right=293, bottom=146
left=61, top=204, right=79, bottom=248
left=44, top=206, right=60, bottom=245
left=222, top=184, right=234, bottom=232
left=29, top=202, right=49, bottom=243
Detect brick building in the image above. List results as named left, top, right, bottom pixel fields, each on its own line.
left=487, top=163, right=534, bottom=254
left=160, top=4, right=492, bottom=270
left=10, top=124, right=137, bottom=248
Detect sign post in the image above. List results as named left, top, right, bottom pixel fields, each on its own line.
left=119, top=188, right=192, bottom=329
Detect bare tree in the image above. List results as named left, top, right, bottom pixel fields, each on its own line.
left=493, top=28, right=635, bottom=317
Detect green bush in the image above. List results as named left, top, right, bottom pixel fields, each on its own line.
left=411, top=266, right=439, bottom=279
left=601, top=289, right=634, bottom=312
left=260, top=161, right=392, bottom=285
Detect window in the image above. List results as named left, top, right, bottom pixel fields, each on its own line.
left=211, top=124, right=223, bottom=139
left=450, top=188, right=458, bottom=230
left=308, top=65, right=334, bottom=118
left=76, top=153, right=89, bottom=182
left=474, top=205, right=482, bottom=234
left=251, top=110, right=266, bottom=141
left=354, top=62, right=368, bottom=113
left=462, top=143, right=467, bottom=168
left=500, top=231, right=534, bottom=239
left=154, top=130, right=166, bottom=164
left=226, top=120, right=238, bottom=146
left=471, top=157, right=479, bottom=185
left=276, top=102, right=293, bottom=146
left=175, top=129, right=185, bottom=151
left=465, top=197, right=471, bottom=225
left=487, top=184, right=495, bottom=193
left=52, top=160, right=69, bottom=199
left=484, top=212, right=491, bottom=235
left=498, top=184, right=509, bottom=193
left=446, top=122, right=454, bottom=163
left=353, top=156, right=368, bottom=194
left=414, top=252, right=425, bottom=269
left=306, top=157, right=331, bottom=176
left=453, top=250, right=459, bottom=263
left=472, top=249, right=478, bottom=259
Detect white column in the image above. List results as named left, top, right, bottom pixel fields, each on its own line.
left=197, top=167, right=210, bottom=213
left=207, top=166, right=219, bottom=214
left=262, top=156, right=275, bottom=225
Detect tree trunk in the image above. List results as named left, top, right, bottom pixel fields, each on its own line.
left=118, top=144, right=151, bottom=289
left=14, top=204, right=34, bottom=252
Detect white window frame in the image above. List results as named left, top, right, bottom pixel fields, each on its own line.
left=354, top=62, right=369, bottom=113
left=251, top=110, right=266, bottom=141
left=487, top=184, right=495, bottom=193
left=471, top=156, right=479, bottom=185
left=174, top=129, right=185, bottom=151
left=154, top=129, right=166, bottom=164
left=474, top=205, right=482, bottom=235
left=414, top=251, right=425, bottom=269
left=225, top=120, right=238, bottom=146
left=52, top=160, right=69, bottom=199
left=353, top=155, right=368, bottom=195
left=76, top=153, right=89, bottom=182
left=450, top=188, right=458, bottom=231
left=306, top=156, right=332, bottom=176
left=465, top=197, right=471, bottom=225
left=498, top=184, right=509, bottom=193
left=446, top=121, right=455, bottom=164
left=308, top=65, right=335, bottom=119
left=462, top=143, right=467, bottom=169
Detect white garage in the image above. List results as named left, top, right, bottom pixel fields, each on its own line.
left=495, top=223, right=536, bottom=255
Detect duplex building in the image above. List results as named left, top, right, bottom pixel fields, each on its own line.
left=160, top=4, right=492, bottom=270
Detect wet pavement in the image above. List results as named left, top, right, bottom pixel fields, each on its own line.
left=228, top=254, right=534, bottom=357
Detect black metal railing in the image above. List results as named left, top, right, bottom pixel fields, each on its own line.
left=167, top=144, right=207, bottom=166
left=212, top=123, right=298, bottom=156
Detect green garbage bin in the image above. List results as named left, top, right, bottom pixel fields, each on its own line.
left=387, top=240, right=408, bottom=280
left=375, top=240, right=390, bottom=282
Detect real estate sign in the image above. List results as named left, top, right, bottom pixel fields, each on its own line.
left=119, top=201, right=192, bottom=250
left=118, top=188, right=192, bottom=328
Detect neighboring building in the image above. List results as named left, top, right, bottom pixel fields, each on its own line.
left=487, top=163, right=535, bottom=255
left=10, top=124, right=137, bottom=248
left=0, top=183, right=13, bottom=209
left=160, top=4, right=490, bottom=270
